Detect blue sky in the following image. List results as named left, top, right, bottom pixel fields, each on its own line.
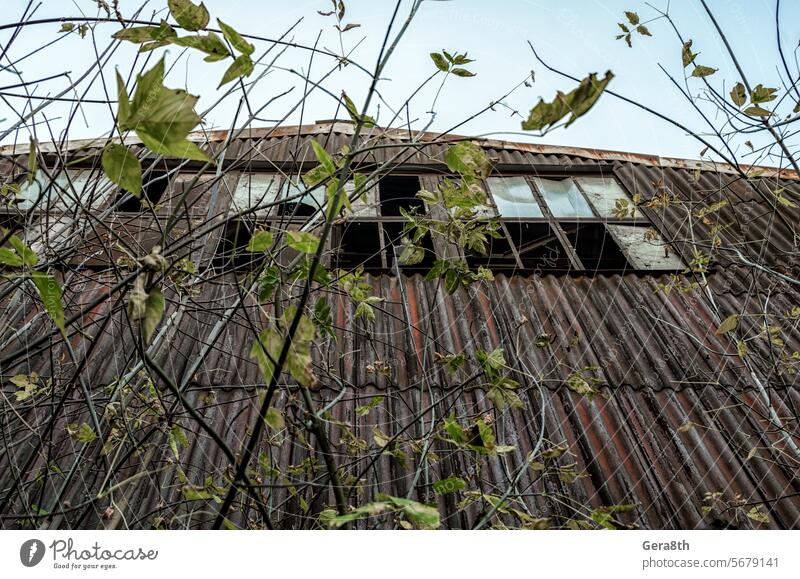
left=1, top=0, right=796, bottom=163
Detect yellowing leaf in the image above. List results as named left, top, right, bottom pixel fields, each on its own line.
left=730, top=82, right=746, bottom=107
left=168, top=0, right=210, bottom=31
left=142, top=287, right=165, bottom=343
left=691, top=65, right=717, bottom=78
left=217, top=18, right=254, bottom=55
left=430, top=52, right=448, bottom=72
left=264, top=407, right=285, bottom=430
left=287, top=230, right=320, bottom=253
left=681, top=40, right=697, bottom=67
left=522, top=71, right=614, bottom=131
left=246, top=230, right=273, bottom=252
left=714, top=314, right=739, bottom=336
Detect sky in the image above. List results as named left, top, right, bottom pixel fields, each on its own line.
left=1, top=0, right=797, bottom=164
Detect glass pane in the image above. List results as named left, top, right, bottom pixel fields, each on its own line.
left=606, top=224, right=684, bottom=269
left=534, top=177, right=594, bottom=217
left=16, top=170, right=113, bottom=210
left=486, top=176, right=543, bottom=218
left=576, top=176, right=643, bottom=219
left=231, top=173, right=280, bottom=214
left=349, top=181, right=380, bottom=217
left=282, top=178, right=325, bottom=211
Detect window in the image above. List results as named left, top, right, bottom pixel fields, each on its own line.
left=378, top=175, right=423, bottom=216
left=563, top=223, right=631, bottom=271
left=213, top=169, right=685, bottom=276
left=477, top=174, right=684, bottom=273
left=16, top=169, right=115, bottom=211
left=231, top=173, right=281, bottom=215
left=332, top=222, right=383, bottom=272
left=606, top=224, right=684, bottom=270
left=576, top=176, right=643, bottom=219
left=486, top=176, right=543, bottom=218
left=115, top=170, right=169, bottom=211
left=533, top=177, right=594, bottom=218
left=276, top=177, right=325, bottom=217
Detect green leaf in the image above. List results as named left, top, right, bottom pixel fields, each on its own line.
left=745, top=506, right=770, bottom=524
left=310, top=139, right=336, bottom=175
left=385, top=496, right=440, bottom=529
left=287, top=230, right=320, bottom=253
left=264, top=407, right=285, bottom=430
left=246, top=230, right=273, bottom=252
left=430, top=52, right=449, bottom=72
left=444, top=141, right=489, bottom=178
left=750, top=84, right=778, bottom=104
left=691, top=65, right=717, bottom=78
left=341, top=90, right=376, bottom=127
left=681, top=40, right=697, bottom=67
left=168, top=0, right=210, bottom=31
left=217, top=18, right=254, bottom=55
left=27, top=138, right=37, bottom=184
left=102, top=144, right=142, bottom=198
left=218, top=54, right=254, bottom=87
left=250, top=328, right=282, bottom=383
left=624, top=11, right=639, bottom=25
left=30, top=272, right=65, bottom=334
left=142, top=137, right=210, bottom=162
left=116, top=71, right=131, bottom=126
left=635, top=24, right=651, bottom=36
left=141, top=287, right=165, bottom=343
left=67, top=422, right=97, bottom=444
left=0, top=234, right=37, bottom=268
left=355, top=395, right=384, bottom=417
left=432, top=476, right=466, bottom=495
left=730, top=82, right=747, bottom=107
left=451, top=67, right=475, bottom=77
left=172, top=32, right=230, bottom=62
left=59, top=23, right=75, bottom=33
left=312, top=297, right=334, bottom=338
left=521, top=71, right=614, bottom=131
left=112, top=20, right=177, bottom=45
left=120, top=58, right=209, bottom=162
left=714, top=314, right=738, bottom=335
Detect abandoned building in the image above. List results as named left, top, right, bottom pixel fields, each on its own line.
left=0, top=120, right=798, bottom=529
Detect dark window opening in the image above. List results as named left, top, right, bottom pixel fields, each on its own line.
left=332, top=222, right=383, bottom=273
left=465, top=230, right=519, bottom=272
left=505, top=222, right=572, bottom=271
left=116, top=170, right=169, bottom=211
left=378, top=175, right=423, bottom=216
left=382, top=222, right=436, bottom=274
left=212, top=219, right=264, bottom=273
left=563, top=223, right=631, bottom=272
left=277, top=200, right=318, bottom=218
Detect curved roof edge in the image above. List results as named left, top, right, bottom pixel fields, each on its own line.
left=1, top=120, right=797, bottom=180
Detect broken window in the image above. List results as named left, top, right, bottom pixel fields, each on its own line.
left=276, top=177, right=325, bottom=217
left=231, top=173, right=281, bottom=215
left=486, top=176, right=543, bottom=218
left=16, top=169, right=115, bottom=211
left=332, top=222, right=383, bottom=272
left=575, top=176, right=644, bottom=219
left=378, top=175, right=423, bottom=216
left=563, top=222, right=631, bottom=272
left=532, top=177, right=593, bottom=218
left=606, top=224, right=684, bottom=270
left=116, top=170, right=169, bottom=211
left=382, top=221, right=436, bottom=273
